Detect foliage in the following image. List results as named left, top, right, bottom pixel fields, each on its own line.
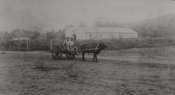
left=94, top=21, right=124, bottom=27
left=30, top=38, right=49, bottom=51
left=0, top=32, right=11, bottom=49
left=46, top=30, right=57, bottom=40
left=1, top=27, right=175, bottom=51
left=105, top=38, right=175, bottom=50
left=74, top=38, right=175, bottom=50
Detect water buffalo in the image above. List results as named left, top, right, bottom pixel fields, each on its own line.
left=80, top=42, right=108, bottom=62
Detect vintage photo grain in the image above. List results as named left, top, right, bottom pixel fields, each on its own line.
left=0, top=0, right=175, bottom=95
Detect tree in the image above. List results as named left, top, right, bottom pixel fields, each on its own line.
left=46, top=30, right=57, bottom=40
left=30, top=31, right=40, bottom=39
left=1, top=32, right=11, bottom=48
left=23, top=30, right=40, bottom=39
left=10, top=29, right=24, bottom=38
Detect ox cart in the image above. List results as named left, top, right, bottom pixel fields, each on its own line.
left=51, top=44, right=99, bottom=60
left=51, top=39, right=108, bottom=61
left=51, top=45, right=98, bottom=60
left=51, top=44, right=78, bottom=60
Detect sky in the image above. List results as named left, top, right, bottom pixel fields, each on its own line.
left=0, top=0, right=175, bottom=32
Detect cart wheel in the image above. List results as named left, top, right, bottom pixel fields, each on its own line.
left=66, top=52, right=75, bottom=59
left=70, top=53, right=75, bottom=59
left=66, top=53, right=70, bottom=59
left=52, top=46, right=62, bottom=60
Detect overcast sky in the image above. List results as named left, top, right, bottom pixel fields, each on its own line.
left=0, top=0, right=175, bottom=32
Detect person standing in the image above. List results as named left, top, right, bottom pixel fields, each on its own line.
left=70, top=38, right=78, bottom=55
left=62, top=37, right=69, bottom=50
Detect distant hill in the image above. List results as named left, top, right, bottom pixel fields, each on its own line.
left=127, top=14, right=175, bottom=39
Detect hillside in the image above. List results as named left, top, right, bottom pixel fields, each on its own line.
left=128, top=14, right=175, bottom=39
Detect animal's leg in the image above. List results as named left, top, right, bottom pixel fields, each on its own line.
left=94, top=54, right=98, bottom=62
left=82, top=52, right=86, bottom=61
left=96, top=55, right=98, bottom=62
left=93, top=53, right=98, bottom=62
left=93, top=53, right=95, bottom=62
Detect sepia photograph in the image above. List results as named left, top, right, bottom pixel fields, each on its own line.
left=0, top=0, right=175, bottom=95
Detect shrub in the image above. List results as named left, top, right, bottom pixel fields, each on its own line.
left=30, top=39, right=49, bottom=51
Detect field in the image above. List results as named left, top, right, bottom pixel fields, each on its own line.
left=0, top=47, right=175, bottom=95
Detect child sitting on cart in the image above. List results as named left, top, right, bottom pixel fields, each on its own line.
left=63, top=37, right=78, bottom=54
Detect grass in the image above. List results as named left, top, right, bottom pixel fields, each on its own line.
left=0, top=49, right=175, bottom=95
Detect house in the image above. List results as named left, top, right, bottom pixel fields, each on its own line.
left=65, top=26, right=138, bottom=41
left=11, top=37, right=30, bottom=50
left=65, top=26, right=95, bottom=40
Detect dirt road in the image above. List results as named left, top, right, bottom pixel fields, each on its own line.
left=0, top=50, right=175, bottom=95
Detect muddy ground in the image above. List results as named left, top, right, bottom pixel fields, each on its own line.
left=0, top=47, right=175, bottom=95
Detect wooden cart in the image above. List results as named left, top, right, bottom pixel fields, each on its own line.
left=51, top=44, right=78, bottom=60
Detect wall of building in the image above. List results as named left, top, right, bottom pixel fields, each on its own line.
left=85, top=32, right=138, bottom=40
left=65, top=27, right=138, bottom=41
